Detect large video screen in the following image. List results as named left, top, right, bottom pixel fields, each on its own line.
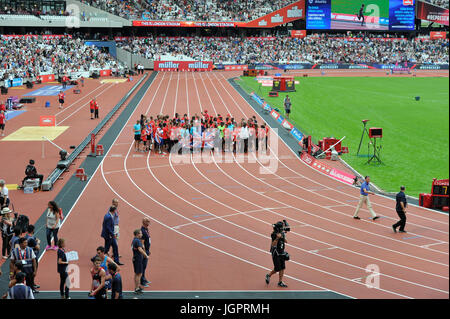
left=306, top=0, right=415, bottom=30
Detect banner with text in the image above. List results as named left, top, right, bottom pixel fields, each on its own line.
left=430, top=31, right=447, bottom=39
left=154, top=61, right=213, bottom=71
left=300, top=152, right=355, bottom=185
left=291, top=30, right=307, bottom=38
left=133, top=1, right=304, bottom=29
left=416, top=0, right=449, bottom=26
left=224, top=65, right=249, bottom=71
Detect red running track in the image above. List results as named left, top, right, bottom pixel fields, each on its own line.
left=36, top=71, right=449, bottom=299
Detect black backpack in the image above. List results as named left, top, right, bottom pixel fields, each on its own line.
left=15, top=215, right=29, bottom=233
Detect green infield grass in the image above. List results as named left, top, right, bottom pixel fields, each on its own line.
left=238, top=76, right=449, bottom=196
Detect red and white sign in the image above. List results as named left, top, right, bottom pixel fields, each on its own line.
left=281, top=119, right=294, bottom=130
left=133, top=20, right=243, bottom=27
left=99, top=70, right=112, bottom=77
left=270, top=110, right=280, bottom=120
left=300, top=152, right=355, bottom=185
left=403, top=0, right=414, bottom=5
left=430, top=31, right=447, bottom=39
left=224, top=65, right=248, bottom=71
left=39, top=116, right=56, bottom=127
left=329, top=168, right=356, bottom=185
left=291, top=30, right=307, bottom=38
left=433, top=179, right=449, bottom=186
left=154, top=61, right=213, bottom=71
left=37, top=74, right=55, bottom=83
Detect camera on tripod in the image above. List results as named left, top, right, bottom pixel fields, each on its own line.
left=273, top=219, right=290, bottom=233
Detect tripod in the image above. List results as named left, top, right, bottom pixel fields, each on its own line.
left=256, top=83, right=263, bottom=97
left=357, top=120, right=370, bottom=156
left=367, top=137, right=382, bottom=164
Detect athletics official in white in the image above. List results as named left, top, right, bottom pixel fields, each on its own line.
left=353, top=176, right=380, bottom=220
left=239, top=123, right=250, bottom=153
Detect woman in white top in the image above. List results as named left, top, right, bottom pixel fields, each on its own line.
left=45, top=201, right=61, bottom=251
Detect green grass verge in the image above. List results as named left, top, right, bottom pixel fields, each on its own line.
left=238, top=76, right=449, bottom=196
left=331, top=0, right=389, bottom=18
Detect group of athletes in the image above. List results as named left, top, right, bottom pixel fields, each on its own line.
left=132, top=111, right=270, bottom=155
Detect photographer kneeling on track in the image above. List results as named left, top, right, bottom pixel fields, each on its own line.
left=265, top=220, right=290, bottom=288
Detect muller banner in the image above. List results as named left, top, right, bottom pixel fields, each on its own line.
left=154, top=61, right=213, bottom=71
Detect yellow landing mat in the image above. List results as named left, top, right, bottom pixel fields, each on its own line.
left=5, top=184, right=19, bottom=191
left=100, top=79, right=127, bottom=84
left=1, top=126, right=69, bottom=141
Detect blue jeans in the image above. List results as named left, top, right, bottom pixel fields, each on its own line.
left=46, top=227, right=59, bottom=246
left=104, top=236, right=119, bottom=263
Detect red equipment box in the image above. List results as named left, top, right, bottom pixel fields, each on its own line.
left=419, top=193, right=433, bottom=208
left=319, top=137, right=342, bottom=153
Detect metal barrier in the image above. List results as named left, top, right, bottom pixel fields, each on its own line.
left=42, top=73, right=148, bottom=191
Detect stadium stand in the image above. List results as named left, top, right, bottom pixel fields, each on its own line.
left=423, top=0, right=448, bottom=8
left=116, top=33, right=450, bottom=65
left=0, top=36, right=123, bottom=82
left=79, top=0, right=296, bottom=21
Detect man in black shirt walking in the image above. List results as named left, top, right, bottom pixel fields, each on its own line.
left=265, top=221, right=288, bottom=288
left=393, top=186, right=407, bottom=233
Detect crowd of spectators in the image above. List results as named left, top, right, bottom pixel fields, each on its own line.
left=116, top=33, right=450, bottom=65
left=424, top=0, right=449, bottom=8
left=0, top=6, right=68, bottom=16
left=80, top=0, right=294, bottom=21
left=0, top=36, right=122, bottom=81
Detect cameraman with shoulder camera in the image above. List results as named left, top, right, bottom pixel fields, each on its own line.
left=265, top=220, right=290, bottom=288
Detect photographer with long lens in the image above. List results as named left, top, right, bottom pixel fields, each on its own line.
left=265, top=220, right=290, bottom=288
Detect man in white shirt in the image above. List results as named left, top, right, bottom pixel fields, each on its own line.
left=0, top=179, right=9, bottom=208
left=239, top=123, right=250, bottom=153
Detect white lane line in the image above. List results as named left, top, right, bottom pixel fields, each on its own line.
left=217, top=73, right=449, bottom=251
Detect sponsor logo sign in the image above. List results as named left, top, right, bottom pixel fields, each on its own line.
left=290, top=128, right=304, bottom=142
left=430, top=31, right=447, bottom=39
left=291, top=30, right=307, bottom=38
left=281, top=119, right=293, bottom=130
left=300, top=152, right=355, bottom=185
left=224, top=65, right=248, bottom=71
left=154, top=61, right=213, bottom=71
left=39, top=116, right=56, bottom=127
left=270, top=109, right=280, bottom=120
left=99, top=70, right=112, bottom=76
left=37, top=74, right=55, bottom=83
